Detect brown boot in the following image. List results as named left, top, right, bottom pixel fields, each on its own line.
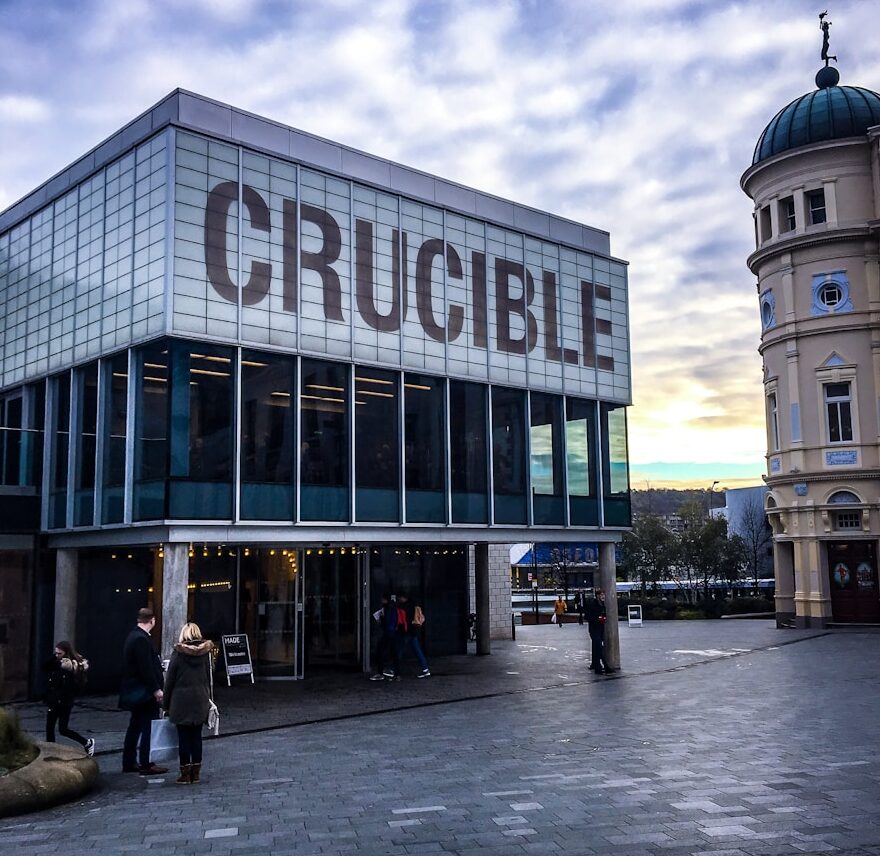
left=190, top=762, right=201, bottom=783
left=176, top=764, right=191, bottom=784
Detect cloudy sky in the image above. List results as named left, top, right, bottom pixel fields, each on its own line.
left=2, top=0, right=878, bottom=489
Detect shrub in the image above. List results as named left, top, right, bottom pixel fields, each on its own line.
left=0, top=707, right=38, bottom=774
left=676, top=608, right=705, bottom=620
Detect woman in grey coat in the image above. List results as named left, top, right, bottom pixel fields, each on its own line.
left=163, top=622, right=215, bottom=784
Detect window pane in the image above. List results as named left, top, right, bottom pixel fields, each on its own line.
left=74, top=362, right=98, bottom=526
left=491, top=386, right=527, bottom=524
left=49, top=373, right=71, bottom=528
left=355, top=367, right=399, bottom=522
left=450, top=381, right=488, bottom=524
left=102, top=353, right=128, bottom=524
left=530, top=392, right=564, bottom=525
left=404, top=373, right=445, bottom=523
left=168, top=342, right=234, bottom=519
left=601, top=403, right=630, bottom=526
left=241, top=351, right=295, bottom=520
left=134, top=343, right=168, bottom=520
left=566, top=397, right=598, bottom=525
left=300, top=359, right=349, bottom=521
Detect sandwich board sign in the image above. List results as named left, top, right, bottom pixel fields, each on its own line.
left=221, top=634, right=254, bottom=685
left=627, top=605, right=643, bottom=627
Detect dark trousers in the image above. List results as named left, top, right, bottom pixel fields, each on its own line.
left=589, top=629, right=608, bottom=672
left=375, top=632, right=400, bottom=675
left=123, top=701, right=158, bottom=769
left=177, top=724, right=203, bottom=765
left=46, top=703, right=86, bottom=747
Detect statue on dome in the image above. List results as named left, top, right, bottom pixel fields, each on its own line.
left=819, top=11, right=837, bottom=66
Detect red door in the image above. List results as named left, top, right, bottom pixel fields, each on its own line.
left=828, top=541, right=880, bottom=623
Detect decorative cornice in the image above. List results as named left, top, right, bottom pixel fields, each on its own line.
left=765, top=469, right=880, bottom=487
left=747, top=226, right=874, bottom=273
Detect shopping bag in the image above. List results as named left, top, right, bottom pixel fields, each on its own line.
left=550, top=613, right=557, bottom=624
left=206, top=700, right=220, bottom=736
left=150, top=714, right=177, bottom=763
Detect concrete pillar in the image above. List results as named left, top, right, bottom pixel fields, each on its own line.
left=161, top=543, right=190, bottom=662
left=599, top=542, right=620, bottom=669
left=474, top=543, right=490, bottom=655
left=53, top=549, right=78, bottom=645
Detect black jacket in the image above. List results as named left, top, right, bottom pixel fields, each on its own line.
left=119, top=627, right=164, bottom=709
left=584, top=596, right=607, bottom=632
left=163, top=640, right=215, bottom=726
left=43, top=656, right=86, bottom=707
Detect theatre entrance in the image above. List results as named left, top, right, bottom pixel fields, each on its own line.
left=242, top=546, right=366, bottom=680
left=302, top=548, right=364, bottom=671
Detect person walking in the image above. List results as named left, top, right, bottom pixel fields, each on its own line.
left=397, top=594, right=430, bottom=678
left=163, top=622, right=215, bottom=784
left=43, top=641, right=94, bottom=756
left=585, top=589, right=614, bottom=674
left=553, top=594, right=567, bottom=629
left=575, top=591, right=585, bottom=625
left=119, top=607, right=167, bottom=775
left=369, top=594, right=400, bottom=681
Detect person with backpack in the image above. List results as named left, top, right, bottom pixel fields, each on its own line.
left=396, top=594, right=430, bottom=678
left=369, top=593, right=400, bottom=681
left=43, top=640, right=94, bottom=756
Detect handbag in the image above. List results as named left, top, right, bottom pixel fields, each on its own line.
left=412, top=606, right=426, bottom=626
left=206, top=654, right=220, bottom=736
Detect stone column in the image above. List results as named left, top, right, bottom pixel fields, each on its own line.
left=474, top=543, right=490, bottom=655
left=599, top=541, right=620, bottom=669
left=773, top=540, right=796, bottom=626
left=161, top=543, right=190, bottom=662
left=53, top=549, right=78, bottom=645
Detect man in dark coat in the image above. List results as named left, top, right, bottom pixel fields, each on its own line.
left=119, top=608, right=167, bottom=774
left=584, top=589, right=614, bottom=675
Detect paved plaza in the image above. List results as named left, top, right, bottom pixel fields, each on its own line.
left=4, top=620, right=880, bottom=855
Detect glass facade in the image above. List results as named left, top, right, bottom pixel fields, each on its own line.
left=9, top=337, right=629, bottom=528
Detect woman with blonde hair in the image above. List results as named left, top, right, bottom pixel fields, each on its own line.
left=162, top=622, right=215, bottom=784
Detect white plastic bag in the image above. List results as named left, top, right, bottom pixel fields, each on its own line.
left=207, top=700, right=220, bottom=736
left=150, top=714, right=177, bottom=763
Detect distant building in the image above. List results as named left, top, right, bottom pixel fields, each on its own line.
left=711, top=486, right=774, bottom=580
left=741, top=31, right=880, bottom=626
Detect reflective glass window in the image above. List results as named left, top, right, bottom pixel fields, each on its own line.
left=566, top=398, right=598, bottom=525
left=168, top=342, right=234, bottom=519
left=355, top=367, right=399, bottom=522
left=450, top=380, right=488, bottom=524
left=73, top=363, right=98, bottom=526
left=300, top=359, right=349, bottom=521
left=134, top=343, right=168, bottom=520
left=530, top=392, right=565, bottom=525
left=601, top=403, right=630, bottom=526
left=101, top=353, right=128, bottom=524
left=404, top=373, right=446, bottom=523
left=49, top=373, right=71, bottom=528
left=0, top=393, right=23, bottom=487
left=241, top=351, right=295, bottom=520
left=491, top=386, right=527, bottom=524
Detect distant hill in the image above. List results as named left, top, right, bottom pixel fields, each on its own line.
left=631, top=488, right=722, bottom=517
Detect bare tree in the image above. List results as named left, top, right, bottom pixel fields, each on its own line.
left=737, top=492, right=774, bottom=590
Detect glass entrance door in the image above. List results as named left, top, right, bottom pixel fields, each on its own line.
left=242, top=549, right=304, bottom=679
left=303, top=548, right=362, bottom=669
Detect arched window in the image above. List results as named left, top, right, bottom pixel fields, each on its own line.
left=828, top=490, right=860, bottom=504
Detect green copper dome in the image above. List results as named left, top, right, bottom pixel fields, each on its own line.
left=752, top=75, right=880, bottom=165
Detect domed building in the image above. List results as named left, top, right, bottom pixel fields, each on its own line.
left=741, top=35, right=880, bottom=627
